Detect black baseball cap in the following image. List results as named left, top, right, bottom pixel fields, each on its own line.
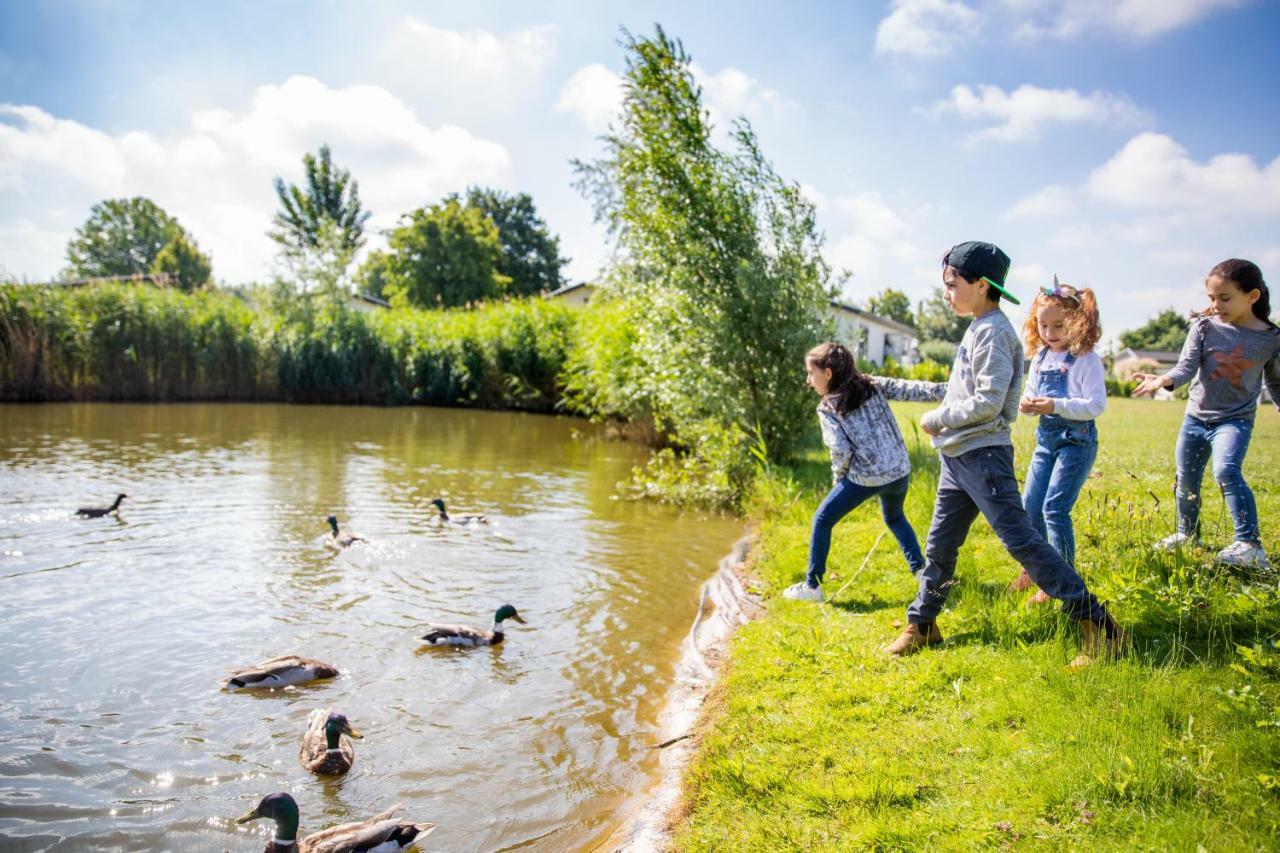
left=944, top=241, right=1018, bottom=305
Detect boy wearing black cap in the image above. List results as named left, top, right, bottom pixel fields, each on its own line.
left=886, top=241, right=1125, bottom=668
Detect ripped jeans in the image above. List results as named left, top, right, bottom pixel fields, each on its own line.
left=1174, top=414, right=1259, bottom=544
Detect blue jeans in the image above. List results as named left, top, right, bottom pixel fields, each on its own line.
left=908, top=445, right=1106, bottom=624
left=1175, top=415, right=1259, bottom=543
left=807, top=474, right=925, bottom=587
left=1022, top=417, right=1098, bottom=567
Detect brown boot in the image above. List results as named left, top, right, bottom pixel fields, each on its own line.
left=1069, top=614, right=1129, bottom=669
left=886, top=622, right=943, bottom=657
left=1009, top=569, right=1036, bottom=592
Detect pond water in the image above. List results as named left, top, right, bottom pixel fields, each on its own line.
left=0, top=404, right=742, bottom=852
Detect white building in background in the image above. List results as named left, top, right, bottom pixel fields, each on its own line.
left=347, top=290, right=391, bottom=312
left=547, top=284, right=918, bottom=366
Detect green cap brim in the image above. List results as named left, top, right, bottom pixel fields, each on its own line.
left=982, top=277, right=1020, bottom=305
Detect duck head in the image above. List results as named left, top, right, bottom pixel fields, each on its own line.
left=495, top=604, right=526, bottom=626
left=325, top=712, right=362, bottom=750
left=236, top=791, right=299, bottom=842
left=326, top=515, right=339, bottom=534
left=430, top=498, right=448, bottom=519
left=111, top=493, right=128, bottom=509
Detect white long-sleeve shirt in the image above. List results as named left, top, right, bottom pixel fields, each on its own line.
left=1020, top=348, right=1107, bottom=421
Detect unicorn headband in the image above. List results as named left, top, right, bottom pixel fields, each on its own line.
left=1040, top=275, right=1080, bottom=302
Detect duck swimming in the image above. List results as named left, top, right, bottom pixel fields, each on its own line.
left=222, top=655, right=339, bottom=690
left=430, top=498, right=488, bottom=526
left=299, top=709, right=361, bottom=776
left=420, top=604, right=525, bottom=647
left=76, top=493, right=127, bottom=518
left=326, top=515, right=367, bottom=548
left=236, top=791, right=434, bottom=853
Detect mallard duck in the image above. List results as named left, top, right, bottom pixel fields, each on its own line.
left=299, top=709, right=361, bottom=775
left=236, top=791, right=434, bottom=853
left=222, top=655, right=339, bottom=690
left=420, top=604, right=525, bottom=647
left=76, top=493, right=127, bottom=518
left=326, top=515, right=367, bottom=548
left=429, top=498, right=488, bottom=525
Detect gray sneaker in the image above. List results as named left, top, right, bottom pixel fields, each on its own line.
left=1215, top=540, right=1271, bottom=570
left=1155, top=532, right=1193, bottom=551
left=782, top=581, right=824, bottom=602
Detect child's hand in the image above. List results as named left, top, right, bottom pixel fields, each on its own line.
left=920, top=419, right=941, bottom=436
left=1132, top=373, right=1169, bottom=397
left=1020, top=396, right=1055, bottom=415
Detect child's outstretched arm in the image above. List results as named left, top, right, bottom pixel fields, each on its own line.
left=872, top=376, right=947, bottom=403
left=817, top=408, right=853, bottom=485
left=1135, top=320, right=1204, bottom=396
left=1265, top=346, right=1280, bottom=413
left=920, top=324, right=1012, bottom=433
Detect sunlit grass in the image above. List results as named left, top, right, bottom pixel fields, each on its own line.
left=676, top=398, right=1280, bottom=850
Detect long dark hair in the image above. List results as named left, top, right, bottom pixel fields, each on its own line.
left=1210, top=258, right=1276, bottom=329
left=807, top=342, right=876, bottom=416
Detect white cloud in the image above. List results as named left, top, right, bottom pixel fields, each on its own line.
left=1088, top=132, right=1280, bottom=212
left=824, top=191, right=937, bottom=295
left=1010, top=0, right=1247, bottom=41
left=925, top=83, right=1148, bottom=142
left=555, top=64, right=623, bottom=132
left=875, top=0, right=980, bottom=58
left=0, top=76, right=511, bottom=282
left=396, top=19, right=557, bottom=79
left=1005, top=184, right=1076, bottom=218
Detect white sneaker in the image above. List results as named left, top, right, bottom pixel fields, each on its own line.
left=782, top=581, right=824, bottom=602
left=1215, top=541, right=1271, bottom=570
left=1155, top=532, right=1193, bottom=551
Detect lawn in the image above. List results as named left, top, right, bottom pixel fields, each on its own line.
left=674, top=397, right=1280, bottom=851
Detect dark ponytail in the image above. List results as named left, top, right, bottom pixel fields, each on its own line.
left=1210, top=258, right=1276, bottom=329
left=807, top=342, right=876, bottom=416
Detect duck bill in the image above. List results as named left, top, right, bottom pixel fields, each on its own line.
left=511, top=614, right=527, bottom=624
left=234, top=807, right=261, bottom=825
left=344, top=726, right=364, bottom=739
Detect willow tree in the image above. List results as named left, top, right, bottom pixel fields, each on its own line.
left=574, top=26, right=831, bottom=469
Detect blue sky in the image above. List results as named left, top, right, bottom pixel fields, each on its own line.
left=2, top=0, right=1278, bottom=338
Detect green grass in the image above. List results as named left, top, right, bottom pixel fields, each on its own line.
left=675, top=398, right=1280, bottom=851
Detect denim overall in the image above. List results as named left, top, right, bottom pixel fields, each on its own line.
left=1021, top=348, right=1098, bottom=567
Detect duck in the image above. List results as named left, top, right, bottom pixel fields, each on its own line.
left=420, top=604, right=525, bottom=647
left=326, top=515, right=367, bottom=548
left=222, top=655, right=340, bottom=690
left=430, top=498, right=488, bottom=526
left=299, top=709, right=361, bottom=776
left=236, top=791, right=434, bottom=853
left=76, top=493, right=127, bottom=518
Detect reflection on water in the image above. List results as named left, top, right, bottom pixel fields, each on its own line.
left=0, top=404, right=741, bottom=852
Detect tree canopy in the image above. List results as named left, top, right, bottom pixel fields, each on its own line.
left=867, top=288, right=915, bottom=327
left=270, top=144, right=370, bottom=260
left=65, top=197, right=213, bottom=290
left=371, top=199, right=510, bottom=309
left=574, top=26, right=830, bottom=465
left=461, top=187, right=567, bottom=296
left=915, top=287, right=971, bottom=343
left=1118, top=308, right=1190, bottom=352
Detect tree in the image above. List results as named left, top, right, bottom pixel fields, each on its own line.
left=152, top=232, right=213, bottom=291
left=1118, top=308, right=1190, bottom=352
left=65, top=197, right=212, bottom=288
left=915, top=288, right=971, bottom=343
left=574, top=26, right=831, bottom=466
left=867, top=288, right=915, bottom=327
left=462, top=187, right=568, bottom=296
left=270, top=144, right=370, bottom=260
left=373, top=198, right=510, bottom=309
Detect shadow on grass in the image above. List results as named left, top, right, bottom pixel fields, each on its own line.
left=828, top=594, right=897, bottom=614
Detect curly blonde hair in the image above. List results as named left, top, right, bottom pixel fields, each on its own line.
left=1022, top=284, right=1102, bottom=357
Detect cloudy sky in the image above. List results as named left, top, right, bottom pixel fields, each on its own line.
left=2, top=0, right=1278, bottom=338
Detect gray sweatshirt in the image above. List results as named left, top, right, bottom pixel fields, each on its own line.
left=919, top=309, right=1024, bottom=457
left=817, top=379, right=945, bottom=487
left=1162, top=316, right=1280, bottom=422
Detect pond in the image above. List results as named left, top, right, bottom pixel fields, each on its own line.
left=0, top=403, right=742, bottom=852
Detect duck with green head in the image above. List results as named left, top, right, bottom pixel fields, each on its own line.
left=429, top=498, right=488, bottom=526
left=235, top=792, right=434, bottom=853
left=299, top=709, right=362, bottom=775
left=326, top=515, right=367, bottom=548
left=420, top=604, right=525, bottom=647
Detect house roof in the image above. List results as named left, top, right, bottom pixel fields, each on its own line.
left=352, top=291, right=391, bottom=308
left=827, top=299, right=918, bottom=337
left=1115, top=347, right=1180, bottom=362
left=548, top=281, right=591, bottom=297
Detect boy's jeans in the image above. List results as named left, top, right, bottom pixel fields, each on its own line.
left=1174, top=414, right=1259, bottom=543
left=908, top=444, right=1106, bottom=624
left=1022, top=417, right=1098, bottom=567
left=807, top=473, right=924, bottom=587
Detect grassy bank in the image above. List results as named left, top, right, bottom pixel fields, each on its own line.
left=676, top=398, right=1280, bottom=850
